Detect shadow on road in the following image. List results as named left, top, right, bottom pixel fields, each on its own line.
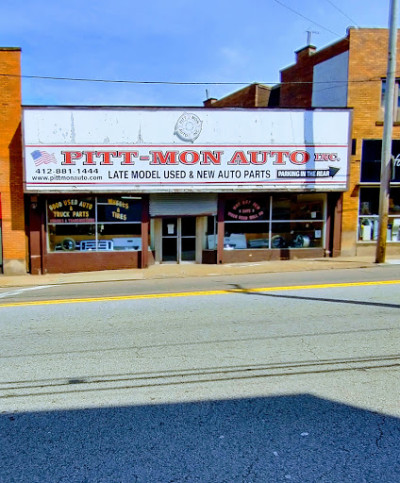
left=1, top=394, right=399, bottom=482
left=228, top=284, right=400, bottom=310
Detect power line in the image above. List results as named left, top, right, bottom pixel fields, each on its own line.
left=324, top=0, right=360, bottom=28
left=0, top=73, right=385, bottom=86
left=271, top=0, right=342, bottom=37
left=19, top=74, right=248, bottom=86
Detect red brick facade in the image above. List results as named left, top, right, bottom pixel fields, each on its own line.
left=280, top=28, right=400, bottom=256
left=204, top=83, right=279, bottom=108
left=0, top=48, right=26, bottom=274
left=1, top=30, right=398, bottom=275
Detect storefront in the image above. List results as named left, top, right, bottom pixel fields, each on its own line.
left=23, top=107, right=351, bottom=274
left=357, top=139, right=400, bottom=244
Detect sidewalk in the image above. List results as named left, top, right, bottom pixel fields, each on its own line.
left=1, top=255, right=398, bottom=288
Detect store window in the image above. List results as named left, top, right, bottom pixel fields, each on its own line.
left=361, top=140, right=400, bottom=182
left=223, top=195, right=325, bottom=249
left=47, top=196, right=142, bottom=252
left=224, top=197, right=270, bottom=249
left=271, top=195, right=324, bottom=248
left=358, top=187, right=400, bottom=242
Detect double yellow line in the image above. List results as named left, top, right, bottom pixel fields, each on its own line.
left=1, top=279, right=400, bottom=308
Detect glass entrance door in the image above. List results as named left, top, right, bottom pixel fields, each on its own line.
left=180, top=217, right=196, bottom=262
left=162, top=218, right=178, bottom=262
left=162, top=217, right=196, bottom=263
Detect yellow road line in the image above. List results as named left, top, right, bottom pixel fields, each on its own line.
left=0, top=279, right=400, bottom=308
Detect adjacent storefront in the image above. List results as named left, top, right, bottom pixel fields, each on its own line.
left=357, top=139, right=400, bottom=244
left=23, top=107, right=351, bottom=273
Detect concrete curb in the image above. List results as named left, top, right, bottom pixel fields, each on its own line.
left=0, top=256, right=391, bottom=288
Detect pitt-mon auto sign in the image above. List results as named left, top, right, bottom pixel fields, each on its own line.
left=23, top=108, right=351, bottom=193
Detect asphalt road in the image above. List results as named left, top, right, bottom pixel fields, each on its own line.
left=0, top=266, right=399, bottom=482
left=0, top=264, right=399, bottom=302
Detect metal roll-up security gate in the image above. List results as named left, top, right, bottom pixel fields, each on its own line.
left=149, top=194, right=217, bottom=263
left=149, top=193, right=217, bottom=216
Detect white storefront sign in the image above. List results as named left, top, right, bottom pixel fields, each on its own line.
left=23, top=108, right=351, bottom=193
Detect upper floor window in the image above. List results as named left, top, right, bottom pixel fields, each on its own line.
left=380, top=79, right=400, bottom=121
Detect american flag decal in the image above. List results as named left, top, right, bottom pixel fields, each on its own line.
left=31, top=150, right=57, bottom=166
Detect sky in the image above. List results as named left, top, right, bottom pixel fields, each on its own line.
left=0, top=0, right=395, bottom=107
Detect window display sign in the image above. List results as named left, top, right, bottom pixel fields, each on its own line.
left=97, top=197, right=142, bottom=222
left=46, top=196, right=142, bottom=252
left=225, top=199, right=268, bottom=221
left=47, top=197, right=95, bottom=223
left=23, top=108, right=351, bottom=193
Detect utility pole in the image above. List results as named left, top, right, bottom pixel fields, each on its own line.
left=376, top=0, right=399, bottom=263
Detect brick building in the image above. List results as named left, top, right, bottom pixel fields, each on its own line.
left=24, top=107, right=349, bottom=273
left=207, top=28, right=400, bottom=257
left=280, top=27, right=400, bottom=256
left=0, top=46, right=351, bottom=275
left=3, top=29, right=400, bottom=275
left=0, top=45, right=350, bottom=275
left=203, top=83, right=280, bottom=108
left=0, top=48, right=25, bottom=275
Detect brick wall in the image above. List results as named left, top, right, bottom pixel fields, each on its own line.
left=345, top=29, right=400, bottom=255
left=280, top=29, right=400, bottom=256
left=204, top=83, right=278, bottom=108
left=0, top=48, right=26, bottom=274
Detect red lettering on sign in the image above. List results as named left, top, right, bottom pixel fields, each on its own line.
left=248, top=151, right=266, bottom=165
left=179, top=151, right=199, bottom=165
left=200, top=151, right=223, bottom=165
left=228, top=151, right=250, bottom=165
left=83, top=151, right=97, bottom=165
left=95, top=151, right=118, bottom=165
left=290, top=150, right=310, bottom=165
left=270, top=151, right=290, bottom=165
left=61, top=151, right=83, bottom=165
left=118, top=151, right=138, bottom=165
left=149, top=151, right=178, bottom=165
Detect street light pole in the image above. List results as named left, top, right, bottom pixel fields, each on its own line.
left=376, top=0, right=399, bottom=263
